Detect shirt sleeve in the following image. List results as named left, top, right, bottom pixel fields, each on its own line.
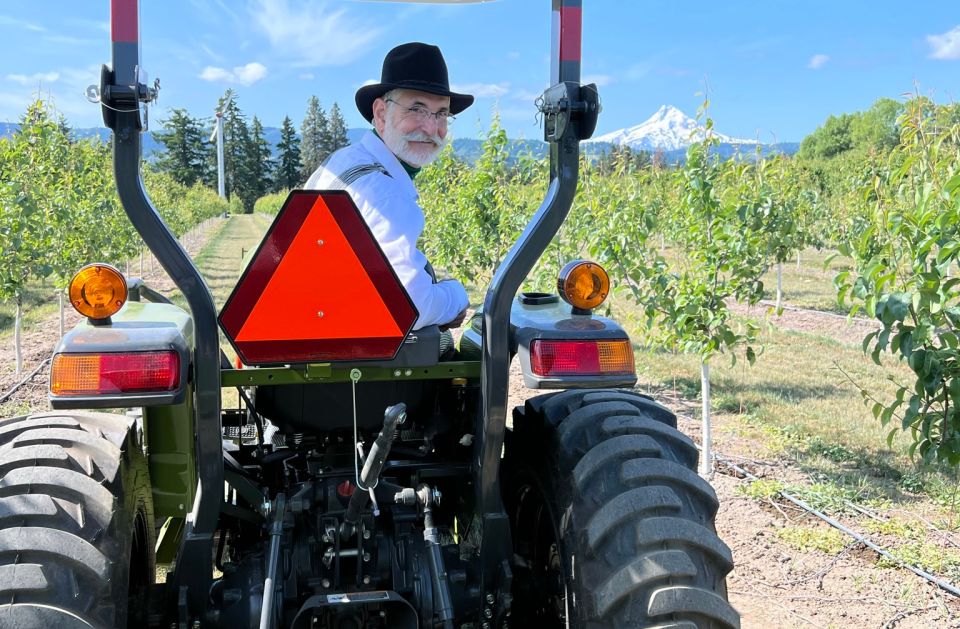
left=355, top=192, right=468, bottom=330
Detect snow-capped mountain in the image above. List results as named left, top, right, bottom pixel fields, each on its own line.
left=590, top=105, right=754, bottom=151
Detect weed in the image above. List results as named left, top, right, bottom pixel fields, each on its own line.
left=876, top=541, right=960, bottom=581
left=863, top=517, right=925, bottom=541
left=776, top=525, right=847, bottom=554
left=736, top=479, right=784, bottom=500
left=807, top=436, right=855, bottom=463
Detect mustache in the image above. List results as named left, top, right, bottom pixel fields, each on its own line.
left=403, top=131, right=445, bottom=147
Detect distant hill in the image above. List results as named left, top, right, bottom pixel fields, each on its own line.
left=0, top=117, right=797, bottom=165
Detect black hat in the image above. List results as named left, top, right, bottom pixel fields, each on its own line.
left=355, top=42, right=474, bottom=123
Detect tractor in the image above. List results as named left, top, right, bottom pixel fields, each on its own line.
left=0, top=0, right=739, bottom=627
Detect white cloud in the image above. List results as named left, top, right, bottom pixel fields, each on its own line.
left=453, top=82, right=509, bottom=98
left=251, top=0, right=382, bottom=67
left=0, top=16, right=44, bottom=32
left=927, top=25, right=960, bottom=60
left=199, top=62, right=268, bottom=86
left=582, top=74, right=613, bottom=87
left=7, top=72, right=60, bottom=86
left=299, top=72, right=315, bottom=81
left=0, top=65, right=103, bottom=126
left=808, top=54, right=830, bottom=69
left=235, top=62, right=268, bottom=85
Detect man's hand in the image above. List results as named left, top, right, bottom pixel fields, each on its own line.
left=438, top=308, right=467, bottom=331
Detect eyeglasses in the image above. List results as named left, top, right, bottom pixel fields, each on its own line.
left=385, top=98, right=455, bottom=124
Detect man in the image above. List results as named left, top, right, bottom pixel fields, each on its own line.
left=305, top=42, right=471, bottom=331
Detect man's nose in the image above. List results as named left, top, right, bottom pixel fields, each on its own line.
left=420, top=115, right=441, bottom=133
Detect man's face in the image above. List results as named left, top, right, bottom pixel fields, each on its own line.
left=374, top=90, right=451, bottom=167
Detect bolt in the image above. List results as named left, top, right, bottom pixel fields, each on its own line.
left=394, top=369, right=401, bottom=377
left=362, top=529, right=372, bottom=540
left=484, top=607, right=494, bottom=619
left=261, top=499, right=271, bottom=515
left=363, top=575, right=371, bottom=585
left=192, top=622, right=201, bottom=629
left=433, top=488, right=442, bottom=504
left=317, top=239, right=324, bottom=246
left=486, top=593, right=495, bottom=605
left=481, top=623, right=491, bottom=629
left=322, top=534, right=331, bottom=543
left=404, top=369, right=412, bottom=376
left=321, top=578, right=331, bottom=588
left=317, top=311, right=324, bottom=318
left=363, top=552, right=371, bottom=562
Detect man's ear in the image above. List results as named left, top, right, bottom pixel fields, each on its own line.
left=372, top=98, right=388, bottom=133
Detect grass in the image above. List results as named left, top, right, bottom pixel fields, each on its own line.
left=776, top=525, right=848, bottom=554
left=759, top=246, right=856, bottom=314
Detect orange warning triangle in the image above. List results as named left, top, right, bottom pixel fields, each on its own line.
left=218, top=191, right=418, bottom=365
left=236, top=195, right=401, bottom=342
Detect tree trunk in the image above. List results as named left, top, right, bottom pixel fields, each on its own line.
left=797, top=250, right=801, bottom=270
left=14, top=296, right=23, bottom=376
left=140, top=248, right=144, bottom=277
left=699, top=359, right=712, bottom=478
left=776, top=262, right=783, bottom=311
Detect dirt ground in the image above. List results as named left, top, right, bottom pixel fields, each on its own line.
left=3, top=230, right=959, bottom=627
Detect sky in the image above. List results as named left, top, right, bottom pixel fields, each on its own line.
left=1, top=0, right=959, bottom=143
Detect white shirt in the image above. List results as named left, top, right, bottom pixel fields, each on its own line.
left=304, top=131, right=468, bottom=330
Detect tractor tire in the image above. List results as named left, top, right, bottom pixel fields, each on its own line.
left=504, top=389, right=739, bottom=628
left=0, top=411, right=155, bottom=628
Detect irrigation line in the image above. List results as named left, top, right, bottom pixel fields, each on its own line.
left=714, top=453, right=960, bottom=599
left=758, top=299, right=880, bottom=325
left=0, top=358, right=51, bottom=405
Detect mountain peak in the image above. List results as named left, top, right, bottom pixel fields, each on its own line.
left=590, top=105, right=752, bottom=151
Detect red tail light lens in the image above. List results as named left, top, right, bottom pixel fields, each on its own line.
left=530, top=339, right=635, bottom=377
left=51, top=351, right=181, bottom=396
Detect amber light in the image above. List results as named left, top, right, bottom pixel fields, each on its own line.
left=69, top=264, right=127, bottom=320
left=557, top=260, right=610, bottom=311
left=50, top=351, right=180, bottom=396
left=530, top=339, right=634, bottom=377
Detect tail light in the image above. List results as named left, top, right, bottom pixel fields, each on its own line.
left=530, top=339, right=634, bottom=377
left=50, top=351, right=181, bottom=396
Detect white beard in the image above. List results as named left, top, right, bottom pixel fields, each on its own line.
left=381, top=119, right=448, bottom=167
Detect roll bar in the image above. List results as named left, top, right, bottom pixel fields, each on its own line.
left=474, top=0, right=600, bottom=607
left=103, top=1, right=223, bottom=618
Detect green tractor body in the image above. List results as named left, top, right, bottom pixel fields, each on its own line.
left=0, top=1, right=740, bottom=627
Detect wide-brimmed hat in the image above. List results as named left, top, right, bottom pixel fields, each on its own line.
left=355, top=42, right=474, bottom=123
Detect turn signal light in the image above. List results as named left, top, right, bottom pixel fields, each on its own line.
left=69, top=264, right=127, bottom=320
left=50, top=351, right=180, bottom=396
left=530, top=339, right=634, bottom=377
left=557, top=260, right=610, bottom=311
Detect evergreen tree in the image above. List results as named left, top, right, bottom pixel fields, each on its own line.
left=274, top=115, right=301, bottom=190
left=247, top=116, right=273, bottom=203
left=154, top=108, right=211, bottom=187
left=328, top=103, right=349, bottom=154
left=219, top=90, right=257, bottom=210
left=300, top=96, right=329, bottom=179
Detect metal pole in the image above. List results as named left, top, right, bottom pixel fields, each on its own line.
left=700, top=359, right=713, bottom=478
left=216, top=112, right=226, bottom=199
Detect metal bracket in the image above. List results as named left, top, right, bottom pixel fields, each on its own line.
left=539, top=81, right=602, bottom=142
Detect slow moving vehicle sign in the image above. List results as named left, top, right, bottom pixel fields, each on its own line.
left=219, top=190, right=418, bottom=364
